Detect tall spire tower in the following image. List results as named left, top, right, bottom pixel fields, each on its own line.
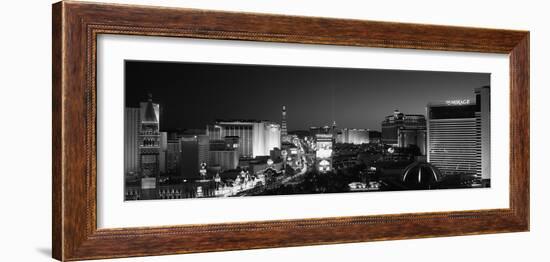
left=138, top=93, right=161, bottom=199
left=332, top=120, right=337, bottom=141
left=281, top=105, right=288, bottom=139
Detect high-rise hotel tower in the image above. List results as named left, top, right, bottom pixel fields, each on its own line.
left=427, top=86, right=490, bottom=186
left=281, top=105, right=290, bottom=142
left=138, top=95, right=161, bottom=179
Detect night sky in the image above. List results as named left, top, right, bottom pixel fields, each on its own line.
left=125, top=60, right=490, bottom=131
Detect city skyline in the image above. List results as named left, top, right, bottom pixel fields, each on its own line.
left=125, top=60, right=490, bottom=131
left=124, top=60, right=491, bottom=201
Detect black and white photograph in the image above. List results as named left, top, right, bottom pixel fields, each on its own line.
left=124, top=60, right=491, bottom=201
left=2, top=0, right=543, bottom=261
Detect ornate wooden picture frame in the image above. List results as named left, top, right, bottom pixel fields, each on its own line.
left=52, top=1, right=529, bottom=261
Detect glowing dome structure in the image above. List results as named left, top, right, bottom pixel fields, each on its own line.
left=401, top=162, right=442, bottom=189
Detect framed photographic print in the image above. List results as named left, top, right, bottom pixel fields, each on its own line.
left=52, top=1, right=529, bottom=261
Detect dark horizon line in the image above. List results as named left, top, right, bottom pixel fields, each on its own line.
left=153, top=123, right=385, bottom=134
left=125, top=104, right=418, bottom=132
left=157, top=128, right=384, bottom=135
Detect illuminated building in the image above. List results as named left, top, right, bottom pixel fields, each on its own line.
left=198, top=135, right=210, bottom=166
left=309, top=126, right=332, bottom=137
left=209, top=139, right=227, bottom=151
left=246, top=157, right=283, bottom=174
left=209, top=136, right=239, bottom=171
left=381, top=110, right=426, bottom=153
left=124, top=107, right=140, bottom=176
left=336, top=131, right=344, bottom=144
left=206, top=121, right=281, bottom=158
left=397, top=128, right=426, bottom=155
left=347, top=128, right=367, bottom=144
left=315, top=134, right=333, bottom=172
left=339, top=128, right=382, bottom=145
left=138, top=95, right=161, bottom=199
left=158, top=132, right=167, bottom=174
left=279, top=142, right=300, bottom=169
left=138, top=96, right=160, bottom=178
left=427, top=86, right=490, bottom=186
left=209, top=151, right=239, bottom=171
left=180, top=135, right=210, bottom=179
left=166, top=137, right=180, bottom=174
left=224, top=136, right=240, bottom=150
left=281, top=105, right=289, bottom=142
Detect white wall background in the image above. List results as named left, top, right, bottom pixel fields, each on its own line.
left=0, top=0, right=546, bottom=261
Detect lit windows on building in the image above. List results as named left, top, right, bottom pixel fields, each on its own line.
left=315, top=134, right=333, bottom=172
left=124, top=108, right=140, bottom=176
left=281, top=105, right=290, bottom=142
left=427, top=86, right=490, bottom=186
left=209, top=136, right=239, bottom=171
left=338, top=128, right=382, bottom=145
left=381, top=110, right=426, bottom=155
left=206, top=121, right=281, bottom=158
left=180, top=135, right=210, bottom=179
left=138, top=96, right=160, bottom=179
left=381, top=110, right=426, bottom=146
